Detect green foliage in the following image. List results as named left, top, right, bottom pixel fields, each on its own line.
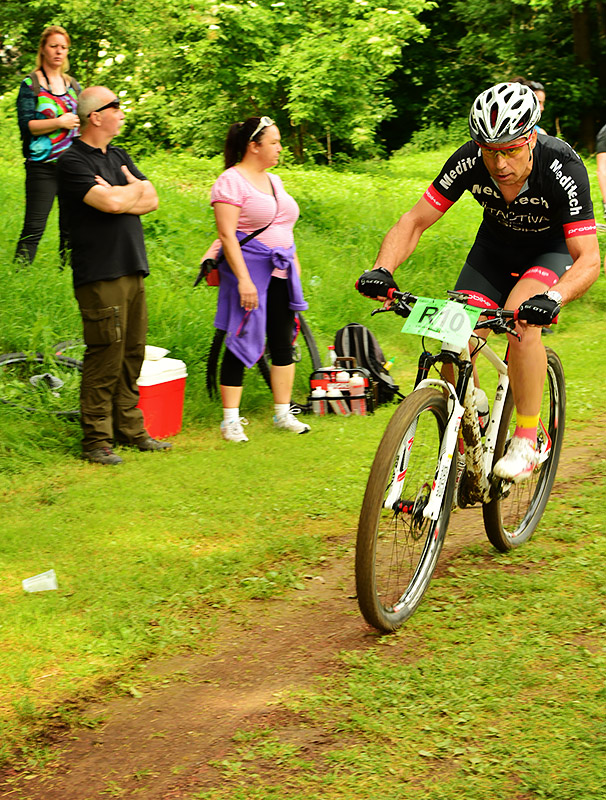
left=382, top=0, right=606, bottom=150
left=2, top=0, right=606, bottom=157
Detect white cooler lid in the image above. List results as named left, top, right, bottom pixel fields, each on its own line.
left=137, top=356, right=187, bottom=386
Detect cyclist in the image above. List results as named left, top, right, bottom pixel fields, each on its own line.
left=357, top=82, right=600, bottom=483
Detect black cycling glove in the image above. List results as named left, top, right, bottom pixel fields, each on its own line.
left=356, top=267, right=399, bottom=299
left=517, top=293, right=561, bottom=325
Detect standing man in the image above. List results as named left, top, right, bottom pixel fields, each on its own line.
left=357, top=83, right=600, bottom=483
left=58, top=86, right=172, bottom=464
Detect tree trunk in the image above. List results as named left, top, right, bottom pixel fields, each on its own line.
left=571, top=4, right=595, bottom=149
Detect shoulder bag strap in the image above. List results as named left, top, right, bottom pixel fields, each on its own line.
left=237, top=176, right=278, bottom=246
left=194, top=178, right=279, bottom=287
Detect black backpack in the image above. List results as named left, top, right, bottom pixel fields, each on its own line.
left=334, top=323, right=402, bottom=405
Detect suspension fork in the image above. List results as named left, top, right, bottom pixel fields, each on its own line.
left=412, top=377, right=464, bottom=521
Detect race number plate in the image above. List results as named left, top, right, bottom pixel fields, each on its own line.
left=402, top=297, right=482, bottom=348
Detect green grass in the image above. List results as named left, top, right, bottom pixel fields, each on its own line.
left=191, top=484, right=606, bottom=800
left=1, top=116, right=606, bottom=794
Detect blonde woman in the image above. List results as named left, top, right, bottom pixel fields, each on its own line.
left=15, top=25, right=81, bottom=264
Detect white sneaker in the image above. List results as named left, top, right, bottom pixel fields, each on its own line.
left=273, top=409, right=311, bottom=434
left=493, top=436, right=538, bottom=483
left=220, top=417, right=249, bottom=442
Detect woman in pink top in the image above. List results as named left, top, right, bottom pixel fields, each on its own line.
left=208, top=115, right=310, bottom=442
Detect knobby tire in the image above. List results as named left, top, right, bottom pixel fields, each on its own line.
left=483, top=347, right=566, bottom=551
left=355, top=388, right=455, bottom=632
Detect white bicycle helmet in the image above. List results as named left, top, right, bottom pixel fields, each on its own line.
left=469, top=83, right=541, bottom=145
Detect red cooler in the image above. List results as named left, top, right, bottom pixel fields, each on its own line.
left=137, top=355, right=187, bottom=439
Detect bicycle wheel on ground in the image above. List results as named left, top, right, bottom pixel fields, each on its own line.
left=483, top=347, right=565, bottom=552
left=52, top=339, right=85, bottom=364
left=0, top=352, right=82, bottom=418
left=355, top=388, right=456, bottom=632
left=205, top=313, right=321, bottom=411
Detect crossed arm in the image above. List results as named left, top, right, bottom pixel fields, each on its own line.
left=83, top=165, right=158, bottom=215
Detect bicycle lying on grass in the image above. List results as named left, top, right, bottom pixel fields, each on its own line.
left=205, top=312, right=321, bottom=411
left=0, top=349, right=82, bottom=418
left=355, top=290, right=565, bottom=633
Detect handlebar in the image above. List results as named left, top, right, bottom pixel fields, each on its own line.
left=371, top=289, right=520, bottom=337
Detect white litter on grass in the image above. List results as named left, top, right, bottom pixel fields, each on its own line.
left=22, top=569, right=58, bottom=592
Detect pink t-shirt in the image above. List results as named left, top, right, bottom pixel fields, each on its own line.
left=210, top=167, right=299, bottom=249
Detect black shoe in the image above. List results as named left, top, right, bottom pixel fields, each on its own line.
left=133, top=436, right=172, bottom=452
left=82, top=447, right=123, bottom=465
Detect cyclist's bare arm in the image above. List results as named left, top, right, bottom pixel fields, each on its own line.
left=373, top=197, right=444, bottom=275
left=553, top=233, right=601, bottom=304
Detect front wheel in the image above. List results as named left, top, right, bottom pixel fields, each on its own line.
left=483, top=347, right=565, bottom=551
left=355, top=389, right=455, bottom=632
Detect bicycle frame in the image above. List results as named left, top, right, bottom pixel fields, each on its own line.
left=403, top=333, right=511, bottom=521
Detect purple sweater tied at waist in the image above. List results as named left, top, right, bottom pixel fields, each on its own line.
left=214, top=234, right=308, bottom=368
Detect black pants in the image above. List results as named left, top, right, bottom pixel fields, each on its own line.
left=14, top=160, right=69, bottom=265
left=220, top=277, right=295, bottom=386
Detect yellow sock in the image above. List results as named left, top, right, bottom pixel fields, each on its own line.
left=516, top=413, right=539, bottom=429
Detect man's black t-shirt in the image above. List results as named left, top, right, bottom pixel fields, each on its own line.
left=57, top=138, right=150, bottom=288
left=423, top=135, right=596, bottom=245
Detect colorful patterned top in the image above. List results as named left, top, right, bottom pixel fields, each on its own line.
left=16, top=73, right=80, bottom=162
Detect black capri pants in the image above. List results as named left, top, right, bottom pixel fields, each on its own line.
left=220, top=277, right=295, bottom=386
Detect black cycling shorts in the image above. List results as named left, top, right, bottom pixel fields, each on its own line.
left=454, top=229, right=572, bottom=308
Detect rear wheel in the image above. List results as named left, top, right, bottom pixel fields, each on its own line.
left=355, top=389, right=455, bottom=632
left=205, top=313, right=321, bottom=411
left=483, top=347, right=565, bottom=551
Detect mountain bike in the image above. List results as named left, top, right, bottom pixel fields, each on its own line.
left=0, top=350, right=82, bottom=418
left=355, top=290, right=565, bottom=633
left=205, top=312, right=321, bottom=411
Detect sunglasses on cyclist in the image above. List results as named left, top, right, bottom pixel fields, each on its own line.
left=249, top=116, right=274, bottom=141
left=88, top=98, right=120, bottom=117
left=478, top=132, right=534, bottom=159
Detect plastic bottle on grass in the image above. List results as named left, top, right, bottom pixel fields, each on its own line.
left=311, top=387, right=328, bottom=416
left=348, top=375, right=367, bottom=415
left=327, top=384, right=350, bottom=416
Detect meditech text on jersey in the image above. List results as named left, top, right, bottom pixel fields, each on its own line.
left=438, top=155, right=479, bottom=191
left=549, top=159, right=582, bottom=215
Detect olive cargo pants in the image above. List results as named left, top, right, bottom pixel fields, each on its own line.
left=75, top=273, right=148, bottom=451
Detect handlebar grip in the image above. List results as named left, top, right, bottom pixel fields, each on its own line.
left=387, top=287, right=396, bottom=300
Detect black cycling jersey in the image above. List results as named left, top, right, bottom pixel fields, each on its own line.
left=596, top=124, right=606, bottom=154
left=423, top=135, right=596, bottom=244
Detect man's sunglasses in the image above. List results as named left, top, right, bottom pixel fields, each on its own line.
left=87, top=98, right=120, bottom=117
left=249, top=116, right=274, bottom=141
left=478, top=132, right=534, bottom=159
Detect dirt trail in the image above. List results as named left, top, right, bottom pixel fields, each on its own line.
left=0, top=424, right=599, bottom=800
